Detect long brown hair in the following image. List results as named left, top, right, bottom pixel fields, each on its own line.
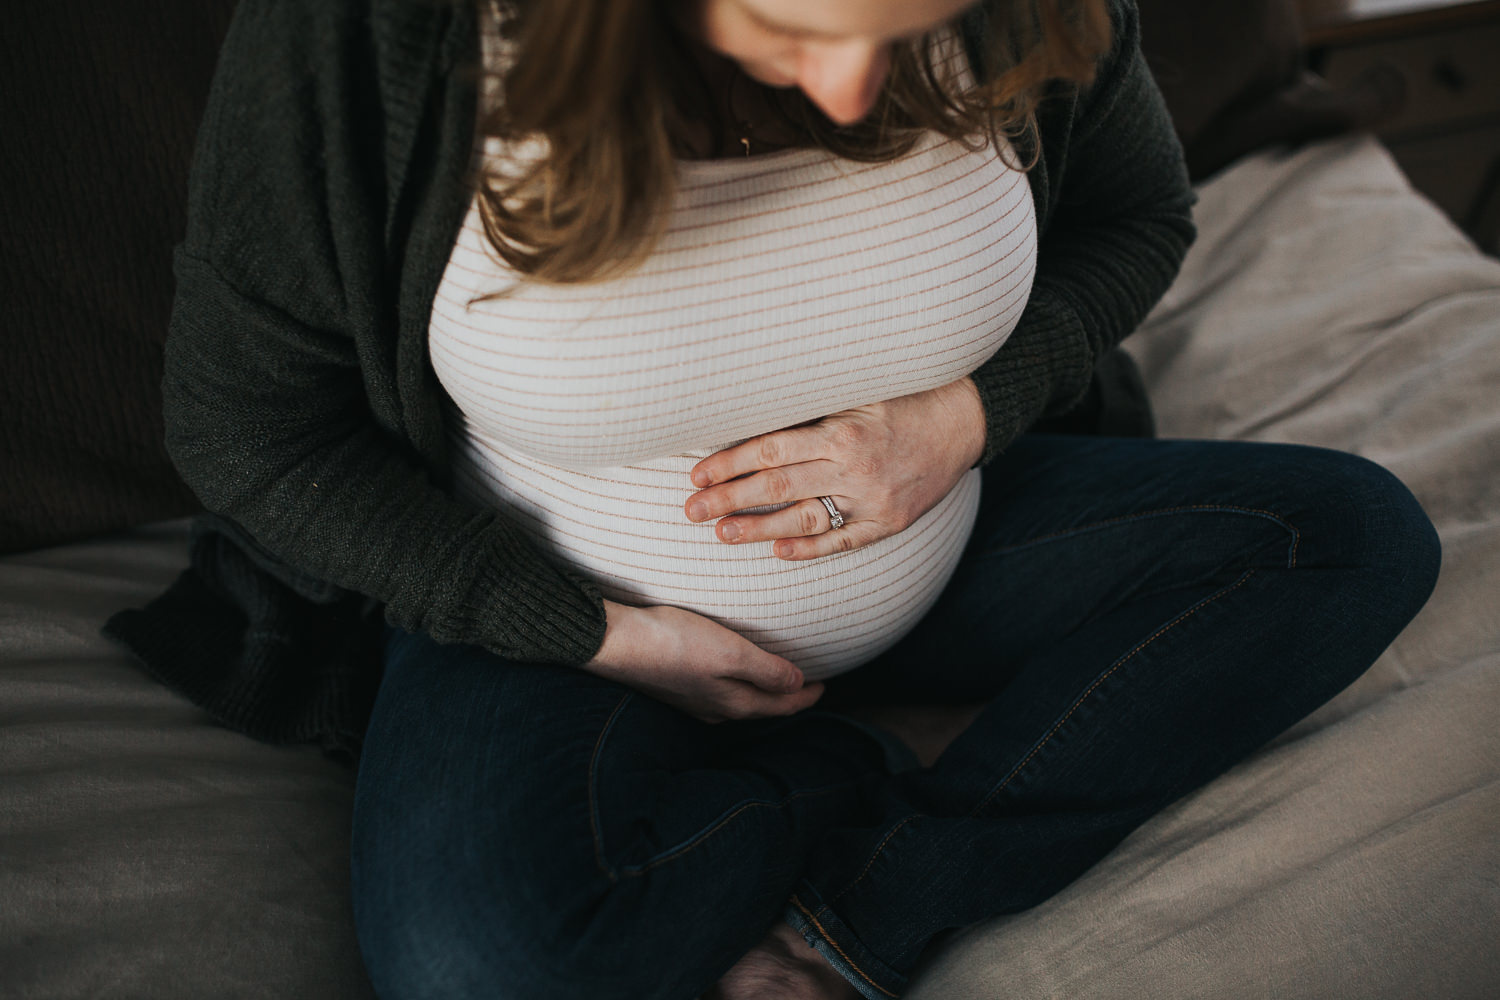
left=468, top=0, right=1111, bottom=290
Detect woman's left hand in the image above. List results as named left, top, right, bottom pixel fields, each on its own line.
left=684, top=376, right=987, bottom=560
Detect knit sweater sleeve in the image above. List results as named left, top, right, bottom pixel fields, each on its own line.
left=162, top=0, right=607, bottom=665
left=968, top=0, right=1197, bottom=466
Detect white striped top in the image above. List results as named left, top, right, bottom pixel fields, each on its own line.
left=426, top=15, right=1037, bottom=679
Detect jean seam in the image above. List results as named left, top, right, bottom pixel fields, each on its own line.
left=966, top=566, right=1260, bottom=815
left=823, top=567, right=1259, bottom=909
left=968, top=567, right=1258, bottom=815
left=588, top=694, right=634, bottom=884
left=825, top=815, right=919, bottom=908
left=789, top=893, right=901, bottom=998
left=985, top=505, right=1300, bottom=569
left=588, top=695, right=863, bottom=878
left=613, top=781, right=858, bottom=877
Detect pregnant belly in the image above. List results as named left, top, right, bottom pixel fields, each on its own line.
left=450, top=436, right=981, bottom=680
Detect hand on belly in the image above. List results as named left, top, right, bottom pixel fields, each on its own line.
left=581, top=599, right=826, bottom=724
left=683, top=375, right=987, bottom=560
left=450, top=376, right=987, bottom=680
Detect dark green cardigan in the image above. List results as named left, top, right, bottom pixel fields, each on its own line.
left=105, top=0, right=1195, bottom=763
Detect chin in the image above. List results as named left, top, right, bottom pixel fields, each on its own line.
left=738, top=62, right=796, bottom=88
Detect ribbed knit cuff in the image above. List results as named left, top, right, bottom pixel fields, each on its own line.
left=968, top=280, right=1092, bottom=468
left=438, top=520, right=609, bottom=666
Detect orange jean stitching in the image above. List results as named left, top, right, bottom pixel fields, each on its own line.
left=588, top=694, right=633, bottom=883
left=826, top=815, right=919, bottom=907
left=822, top=568, right=1258, bottom=907
left=986, top=504, right=1300, bottom=569
left=790, top=894, right=900, bottom=998
left=970, top=567, right=1257, bottom=816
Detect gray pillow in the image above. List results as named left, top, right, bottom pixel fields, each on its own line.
left=0, top=1, right=234, bottom=554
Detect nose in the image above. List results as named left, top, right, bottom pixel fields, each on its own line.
left=794, top=40, right=892, bottom=125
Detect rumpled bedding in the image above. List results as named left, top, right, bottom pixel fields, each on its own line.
left=0, top=521, right=372, bottom=997
left=2, top=134, right=1497, bottom=998
left=909, top=134, right=1500, bottom=999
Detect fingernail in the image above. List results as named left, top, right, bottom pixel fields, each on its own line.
left=691, top=470, right=709, bottom=487
left=686, top=501, right=707, bottom=521
left=721, top=523, right=740, bottom=542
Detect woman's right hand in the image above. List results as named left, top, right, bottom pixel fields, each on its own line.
left=581, top=600, right=825, bottom=724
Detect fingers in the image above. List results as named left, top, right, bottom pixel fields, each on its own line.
left=705, top=629, right=827, bottom=720
left=770, top=518, right=886, bottom=560
left=710, top=496, right=847, bottom=545
left=685, top=461, right=835, bottom=524
left=763, top=680, right=825, bottom=716
left=689, top=424, right=830, bottom=490
left=691, top=489, right=890, bottom=561
left=717, top=645, right=826, bottom=718
left=723, top=649, right=806, bottom=694
left=727, top=680, right=826, bottom=721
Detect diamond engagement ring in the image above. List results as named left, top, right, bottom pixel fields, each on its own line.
left=818, top=496, right=845, bottom=530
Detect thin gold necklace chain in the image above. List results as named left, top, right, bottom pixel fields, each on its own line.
left=727, top=67, right=754, bottom=156
left=728, top=66, right=783, bottom=157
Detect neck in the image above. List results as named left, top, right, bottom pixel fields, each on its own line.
left=683, top=52, right=813, bottom=158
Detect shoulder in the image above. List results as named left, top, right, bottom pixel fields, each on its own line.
left=1023, top=0, right=1157, bottom=216
left=183, top=0, right=471, bottom=324
left=957, top=0, right=1144, bottom=155
left=1030, top=0, right=1144, bottom=130
left=194, top=0, right=462, bottom=181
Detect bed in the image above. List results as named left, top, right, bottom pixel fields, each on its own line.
left=3, top=128, right=1496, bottom=997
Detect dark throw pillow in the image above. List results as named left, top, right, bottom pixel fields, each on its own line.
left=0, top=1, right=236, bottom=554
left=1136, top=0, right=1407, bottom=181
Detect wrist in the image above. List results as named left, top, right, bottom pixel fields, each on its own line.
left=947, top=375, right=987, bottom=470
left=585, top=599, right=639, bottom=672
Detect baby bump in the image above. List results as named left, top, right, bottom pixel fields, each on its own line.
left=451, top=441, right=981, bottom=680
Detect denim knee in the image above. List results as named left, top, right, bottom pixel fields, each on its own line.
left=1288, top=447, right=1441, bottom=611
left=352, top=843, right=631, bottom=1000
left=351, top=800, right=702, bottom=1000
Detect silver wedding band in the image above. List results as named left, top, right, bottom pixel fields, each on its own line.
left=818, top=496, right=845, bottom=530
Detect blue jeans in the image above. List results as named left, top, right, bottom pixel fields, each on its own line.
left=349, top=435, right=1440, bottom=1000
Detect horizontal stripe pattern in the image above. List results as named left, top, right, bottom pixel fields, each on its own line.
left=428, top=13, right=1035, bottom=677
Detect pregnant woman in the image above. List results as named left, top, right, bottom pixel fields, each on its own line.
left=115, top=0, right=1441, bottom=997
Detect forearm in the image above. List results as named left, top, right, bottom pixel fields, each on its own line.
left=967, top=281, right=1086, bottom=467
left=967, top=0, right=1196, bottom=466
left=968, top=209, right=1192, bottom=468
left=163, top=252, right=608, bottom=666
